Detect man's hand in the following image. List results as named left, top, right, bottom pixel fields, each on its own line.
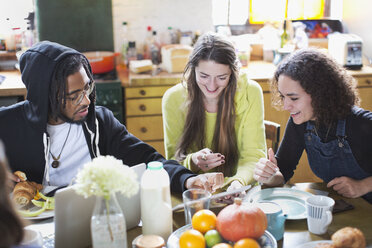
left=185, top=172, right=224, bottom=193
left=9, top=171, right=21, bottom=183
left=327, top=176, right=372, bottom=198
left=191, top=148, right=225, bottom=172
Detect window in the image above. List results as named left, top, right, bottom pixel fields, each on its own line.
left=0, top=0, right=35, bottom=51
left=0, top=0, right=34, bottom=31
left=212, top=0, right=343, bottom=26
left=212, top=0, right=249, bottom=25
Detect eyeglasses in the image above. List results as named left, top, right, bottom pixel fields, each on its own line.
left=66, top=82, right=95, bottom=106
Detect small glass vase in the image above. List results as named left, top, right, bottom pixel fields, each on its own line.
left=91, top=193, right=127, bottom=248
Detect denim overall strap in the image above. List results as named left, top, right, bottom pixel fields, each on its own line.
left=305, top=120, right=372, bottom=203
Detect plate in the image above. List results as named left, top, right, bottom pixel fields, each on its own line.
left=21, top=205, right=54, bottom=220
left=246, top=187, right=313, bottom=220
left=297, top=240, right=333, bottom=248
left=167, top=224, right=277, bottom=248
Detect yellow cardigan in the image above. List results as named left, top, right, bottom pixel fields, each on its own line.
left=162, top=73, right=267, bottom=187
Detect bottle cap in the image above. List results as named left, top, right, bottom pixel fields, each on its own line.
left=147, top=161, right=163, bottom=170
left=134, top=234, right=165, bottom=248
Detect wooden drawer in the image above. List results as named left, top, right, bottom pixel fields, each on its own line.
left=126, top=98, right=162, bottom=116
left=126, top=86, right=171, bottom=98
left=147, top=141, right=165, bottom=156
left=356, top=76, right=372, bottom=87
left=126, top=116, right=163, bottom=140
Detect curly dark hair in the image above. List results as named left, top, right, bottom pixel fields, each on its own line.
left=271, top=48, right=360, bottom=125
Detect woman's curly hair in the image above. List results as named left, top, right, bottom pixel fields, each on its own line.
left=271, top=48, right=360, bottom=125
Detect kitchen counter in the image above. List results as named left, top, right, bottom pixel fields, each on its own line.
left=117, top=61, right=372, bottom=86
left=3, top=61, right=372, bottom=97
left=0, top=70, right=27, bottom=98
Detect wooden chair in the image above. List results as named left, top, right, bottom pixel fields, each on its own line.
left=264, top=120, right=281, bottom=153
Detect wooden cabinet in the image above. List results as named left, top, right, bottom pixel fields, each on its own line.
left=354, top=75, right=372, bottom=110
left=124, top=74, right=182, bottom=156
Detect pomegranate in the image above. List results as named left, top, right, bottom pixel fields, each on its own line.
left=216, top=198, right=267, bottom=242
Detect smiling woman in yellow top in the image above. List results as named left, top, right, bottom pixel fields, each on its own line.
left=162, top=32, right=266, bottom=193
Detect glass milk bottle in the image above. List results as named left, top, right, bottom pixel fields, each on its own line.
left=91, top=194, right=127, bottom=248
left=140, top=161, right=172, bottom=241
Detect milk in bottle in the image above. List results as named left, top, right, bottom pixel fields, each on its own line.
left=140, top=161, right=172, bottom=241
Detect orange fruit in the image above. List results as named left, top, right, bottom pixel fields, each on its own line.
left=233, top=238, right=260, bottom=248
left=192, top=209, right=217, bottom=234
left=212, top=243, right=233, bottom=248
left=179, top=229, right=206, bottom=248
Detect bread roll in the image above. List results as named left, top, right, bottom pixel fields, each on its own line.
left=12, top=181, right=42, bottom=207
left=14, top=171, right=27, bottom=181
left=331, top=227, right=366, bottom=248
left=161, top=44, right=193, bottom=73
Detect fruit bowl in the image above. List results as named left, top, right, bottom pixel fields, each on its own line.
left=167, top=224, right=277, bottom=248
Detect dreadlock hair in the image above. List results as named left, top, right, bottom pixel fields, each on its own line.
left=175, top=32, right=240, bottom=177
left=48, top=54, right=95, bottom=122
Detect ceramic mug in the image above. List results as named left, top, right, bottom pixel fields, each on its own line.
left=306, top=195, right=335, bottom=235
left=255, top=201, right=287, bottom=240
left=21, top=227, right=43, bottom=246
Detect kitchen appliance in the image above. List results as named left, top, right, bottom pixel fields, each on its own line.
left=328, top=33, right=363, bottom=69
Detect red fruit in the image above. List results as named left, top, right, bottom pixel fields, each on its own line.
left=216, top=198, right=267, bottom=242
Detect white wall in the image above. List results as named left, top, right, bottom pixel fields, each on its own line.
left=112, top=0, right=214, bottom=54
left=342, top=0, right=372, bottom=59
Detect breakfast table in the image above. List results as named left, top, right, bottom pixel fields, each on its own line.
left=28, top=182, right=372, bottom=248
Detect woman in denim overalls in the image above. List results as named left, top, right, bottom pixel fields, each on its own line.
left=254, top=48, right=372, bottom=203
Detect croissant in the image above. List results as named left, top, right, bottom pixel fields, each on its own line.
left=14, top=171, right=27, bottom=181
left=13, top=181, right=43, bottom=207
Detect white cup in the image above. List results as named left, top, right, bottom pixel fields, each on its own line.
left=21, top=227, right=43, bottom=246
left=182, top=188, right=211, bottom=225
left=306, top=195, right=335, bottom=235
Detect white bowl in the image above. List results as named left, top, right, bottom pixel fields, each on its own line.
left=21, top=227, right=43, bottom=246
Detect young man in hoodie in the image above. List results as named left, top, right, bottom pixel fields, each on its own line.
left=0, top=41, right=223, bottom=193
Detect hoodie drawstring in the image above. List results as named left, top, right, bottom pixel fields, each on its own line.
left=94, top=118, right=100, bottom=156
left=43, top=132, right=50, bottom=185
left=84, top=120, right=100, bottom=158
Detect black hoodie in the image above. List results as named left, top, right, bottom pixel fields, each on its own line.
left=0, top=41, right=194, bottom=192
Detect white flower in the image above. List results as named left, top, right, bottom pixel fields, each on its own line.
left=74, top=155, right=139, bottom=199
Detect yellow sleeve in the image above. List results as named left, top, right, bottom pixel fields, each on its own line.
left=223, top=77, right=267, bottom=187
left=162, top=83, right=197, bottom=171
